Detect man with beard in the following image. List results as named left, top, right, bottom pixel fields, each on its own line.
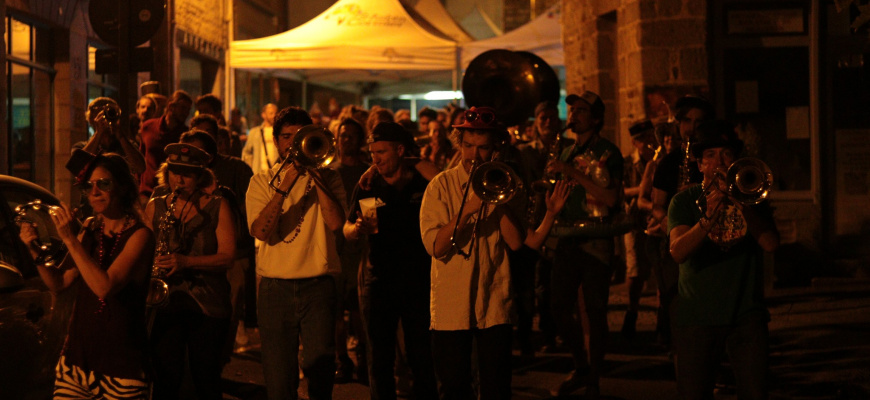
left=548, top=91, right=624, bottom=398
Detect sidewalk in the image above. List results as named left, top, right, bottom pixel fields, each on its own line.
left=220, top=279, right=870, bottom=399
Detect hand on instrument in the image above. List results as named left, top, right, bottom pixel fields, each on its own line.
left=48, top=203, right=77, bottom=243
left=277, top=162, right=301, bottom=194
left=18, top=221, right=39, bottom=258
left=155, top=253, right=188, bottom=277
left=461, top=192, right=484, bottom=220
left=93, top=109, right=120, bottom=141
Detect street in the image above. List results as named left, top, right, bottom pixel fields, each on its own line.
left=219, top=278, right=870, bottom=400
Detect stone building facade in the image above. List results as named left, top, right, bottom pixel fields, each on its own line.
left=562, top=0, right=870, bottom=276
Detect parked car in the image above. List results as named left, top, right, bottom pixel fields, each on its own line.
left=0, top=175, right=75, bottom=399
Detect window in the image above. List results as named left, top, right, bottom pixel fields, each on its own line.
left=5, top=16, right=55, bottom=190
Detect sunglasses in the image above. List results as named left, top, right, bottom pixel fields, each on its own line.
left=465, top=109, right=496, bottom=124
left=80, top=178, right=114, bottom=193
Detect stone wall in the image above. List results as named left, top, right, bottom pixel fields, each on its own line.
left=563, top=0, right=709, bottom=152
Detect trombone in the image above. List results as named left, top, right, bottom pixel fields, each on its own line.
left=268, top=125, right=336, bottom=196
left=696, top=157, right=773, bottom=210
left=450, top=159, right=523, bottom=259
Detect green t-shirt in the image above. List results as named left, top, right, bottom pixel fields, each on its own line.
left=557, top=135, right=624, bottom=222
left=668, top=184, right=770, bottom=326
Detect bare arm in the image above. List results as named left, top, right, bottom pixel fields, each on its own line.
left=249, top=165, right=301, bottom=241
left=156, top=198, right=237, bottom=276
left=309, top=170, right=346, bottom=232
left=21, top=221, right=79, bottom=293
left=498, top=205, right=525, bottom=251
left=525, top=181, right=570, bottom=250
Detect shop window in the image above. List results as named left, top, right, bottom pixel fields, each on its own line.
left=5, top=17, right=54, bottom=190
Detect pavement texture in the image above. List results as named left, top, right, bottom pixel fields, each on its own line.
left=218, top=278, right=870, bottom=400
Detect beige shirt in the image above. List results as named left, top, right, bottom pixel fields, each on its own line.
left=246, top=164, right=345, bottom=279
left=420, top=165, right=514, bottom=331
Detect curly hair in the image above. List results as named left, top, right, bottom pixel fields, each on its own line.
left=82, top=153, right=140, bottom=217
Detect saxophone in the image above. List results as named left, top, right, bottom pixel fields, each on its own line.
left=678, top=136, right=693, bottom=190
left=146, top=190, right=180, bottom=307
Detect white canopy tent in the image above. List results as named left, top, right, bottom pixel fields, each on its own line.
left=460, top=3, right=563, bottom=69
left=411, top=0, right=473, bottom=43
left=229, top=0, right=461, bottom=98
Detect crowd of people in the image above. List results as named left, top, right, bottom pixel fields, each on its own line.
left=17, top=84, right=779, bottom=400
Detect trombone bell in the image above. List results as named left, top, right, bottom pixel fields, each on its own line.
left=471, top=161, right=522, bottom=205
left=726, top=157, right=772, bottom=204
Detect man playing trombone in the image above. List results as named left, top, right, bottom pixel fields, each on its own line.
left=419, top=106, right=524, bottom=400
left=668, top=120, right=779, bottom=399
left=246, top=107, right=346, bottom=400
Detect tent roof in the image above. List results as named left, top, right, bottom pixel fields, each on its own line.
left=461, top=3, right=562, bottom=68
left=230, top=0, right=458, bottom=72
left=459, top=5, right=503, bottom=40
left=411, top=0, right=473, bottom=43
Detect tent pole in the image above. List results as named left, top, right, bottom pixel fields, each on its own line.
left=453, top=46, right=460, bottom=92
left=226, top=0, right=235, bottom=113
left=302, top=78, right=308, bottom=110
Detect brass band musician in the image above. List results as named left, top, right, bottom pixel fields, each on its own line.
left=667, top=120, right=779, bottom=399
left=419, top=106, right=525, bottom=400
left=547, top=91, right=624, bottom=397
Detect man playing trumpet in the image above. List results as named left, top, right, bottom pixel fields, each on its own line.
left=668, top=120, right=779, bottom=399
left=246, top=107, right=346, bottom=400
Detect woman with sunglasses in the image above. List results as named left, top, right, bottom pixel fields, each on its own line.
left=19, top=152, right=154, bottom=399
left=143, top=143, right=236, bottom=400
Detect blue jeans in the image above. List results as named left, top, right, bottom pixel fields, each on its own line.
left=258, top=275, right=337, bottom=400
left=674, top=316, right=769, bottom=400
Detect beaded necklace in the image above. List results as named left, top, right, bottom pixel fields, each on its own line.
left=94, top=214, right=134, bottom=313
left=279, top=176, right=315, bottom=244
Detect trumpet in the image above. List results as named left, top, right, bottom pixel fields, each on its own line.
left=15, top=200, right=81, bottom=268
left=450, top=159, right=522, bottom=259
left=268, top=125, right=336, bottom=196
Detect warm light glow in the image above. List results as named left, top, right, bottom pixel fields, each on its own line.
left=423, top=90, right=463, bottom=100
left=398, top=91, right=464, bottom=100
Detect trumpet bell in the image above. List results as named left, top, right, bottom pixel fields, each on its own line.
left=726, top=157, right=773, bottom=204
left=14, top=200, right=81, bottom=268
left=471, top=161, right=522, bottom=205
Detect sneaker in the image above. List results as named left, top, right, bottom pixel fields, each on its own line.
left=555, top=369, right=588, bottom=396
left=621, top=310, right=638, bottom=340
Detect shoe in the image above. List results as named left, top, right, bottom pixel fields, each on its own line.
left=555, top=369, right=588, bottom=396
left=621, top=310, right=638, bottom=340
left=334, top=356, right=354, bottom=384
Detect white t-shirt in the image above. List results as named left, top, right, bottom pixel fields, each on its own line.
left=246, top=164, right=346, bottom=279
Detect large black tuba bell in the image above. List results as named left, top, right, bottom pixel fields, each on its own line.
left=462, top=49, right=560, bottom=127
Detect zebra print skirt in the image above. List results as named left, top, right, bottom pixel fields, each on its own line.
left=54, top=355, right=150, bottom=399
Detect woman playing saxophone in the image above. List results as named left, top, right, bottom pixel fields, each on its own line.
left=143, top=142, right=236, bottom=400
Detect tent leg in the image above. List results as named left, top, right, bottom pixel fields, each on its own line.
left=301, top=79, right=308, bottom=110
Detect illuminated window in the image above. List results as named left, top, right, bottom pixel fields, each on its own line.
left=5, top=17, right=54, bottom=190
